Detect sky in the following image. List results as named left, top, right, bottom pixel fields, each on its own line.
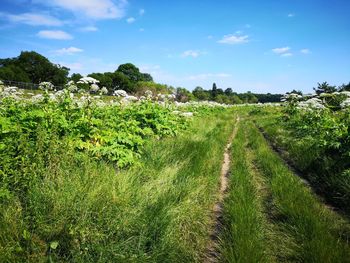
left=0, top=0, right=350, bottom=93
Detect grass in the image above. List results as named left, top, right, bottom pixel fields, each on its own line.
left=0, top=110, right=236, bottom=262
left=219, top=119, right=273, bottom=263
left=218, top=108, right=350, bottom=262
left=246, top=120, right=350, bottom=262
left=253, top=108, right=350, bottom=214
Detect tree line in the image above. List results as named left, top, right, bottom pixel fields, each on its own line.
left=0, top=51, right=285, bottom=103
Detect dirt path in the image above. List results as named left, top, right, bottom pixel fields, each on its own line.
left=203, top=116, right=240, bottom=263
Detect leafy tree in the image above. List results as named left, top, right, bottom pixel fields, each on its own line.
left=192, top=86, right=210, bottom=100
left=176, top=87, right=194, bottom=102
left=0, top=64, right=30, bottom=82
left=211, top=82, right=218, bottom=99
left=111, top=72, right=134, bottom=93
left=70, top=73, right=83, bottom=83
left=116, top=63, right=154, bottom=83
left=88, top=73, right=113, bottom=88
left=339, top=82, right=350, bottom=91
left=289, top=89, right=303, bottom=95
left=116, top=63, right=142, bottom=82
left=314, top=82, right=337, bottom=94
left=224, top=88, right=233, bottom=96
left=230, top=95, right=243, bottom=104
left=0, top=51, right=69, bottom=85
left=141, top=73, right=153, bottom=82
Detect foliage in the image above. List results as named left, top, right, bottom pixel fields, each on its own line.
left=116, top=63, right=153, bottom=82
left=0, top=51, right=69, bottom=85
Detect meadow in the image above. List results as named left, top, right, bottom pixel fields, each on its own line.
left=1, top=80, right=350, bottom=262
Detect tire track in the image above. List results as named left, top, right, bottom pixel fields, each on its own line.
left=203, top=116, right=240, bottom=263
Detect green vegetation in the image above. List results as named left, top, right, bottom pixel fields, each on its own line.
left=0, top=51, right=69, bottom=86
left=220, top=114, right=350, bottom=262
left=0, top=108, right=236, bottom=262
left=1, top=78, right=350, bottom=262
left=254, top=94, right=350, bottom=213
left=0, top=51, right=283, bottom=103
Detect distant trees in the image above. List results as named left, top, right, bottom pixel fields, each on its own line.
left=314, top=82, right=337, bottom=94
left=339, top=82, right=350, bottom=91
left=0, top=51, right=69, bottom=85
left=70, top=73, right=83, bottom=83
left=116, top=63, right=153, bottom=83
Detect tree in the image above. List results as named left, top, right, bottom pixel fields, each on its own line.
left=211, top=82, right=218, bottom=99
left=116, top=63, right=154, bottom=83
left=339, top=82, right=350, bottom=91
left=224, top=88, right=233, bottom=96
left=88, top=73, right=113, bottom=88
left=141, top=73, right=153, bottom=82
left=116, top=63, right=142, bottom=82
left=0, top=51, right=69, bottom=85
left=176, top=87, right=194, bottom=102
left=313, top=82, right=337, bottom=94
left=70, top=73, right=83, bottom=83
left=0, top=64, right=30, bottom=82
left=192, top=86, right=210, bottom=100
left=111, top=72, right=134, bottom=93
left=289, top=89, right=303, bottom=95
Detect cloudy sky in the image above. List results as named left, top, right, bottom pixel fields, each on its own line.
left=0, top=0, right=349, bottom=93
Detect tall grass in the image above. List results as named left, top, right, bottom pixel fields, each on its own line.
left=0, top=110, right=236, bottom=262
left=246, top=120, right=350, bottom=262
left=219, top=120, right=273, bottom=263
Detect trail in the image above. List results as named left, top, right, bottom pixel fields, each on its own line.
left=203, top=116, right=240, bottom=263
left=256, top=125, right=348, bottom=218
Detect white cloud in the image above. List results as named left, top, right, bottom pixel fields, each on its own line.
left=181, top=50, right=201, bottom=58
left=188, top=73, right=231, bottom=80
left=80, top=26, right=98, bottom=32
left=126, top=17, right=135, bottom=23
left=35, top=0, right=128, bottom=20
left=281, top=53, right=293, bottom=57
left=272, top=46, right=290, bottom=54
left=288, top=13, right=295, bottom=17
left=37, top=30, right=73, bottom=40
left=139, top=9, right=145, bottom=16
left=301, top=48, right=311, bottom=54
left=139, top=28, right=145, bottom=32
left=53, top=46, right=83, bottom=55
left=218, top=33, right=249, bottom=44
left=1, top=12, right=63, bottom=26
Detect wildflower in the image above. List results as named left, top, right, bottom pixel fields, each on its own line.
left=181, top=112, right=194, bottom=117
left=90, top=84, right=100, bottom=93
left=113, top=89, right=128, bottom=97
left=77, top=76, right=99, bottom=84
left=100, top=87, right=108, bottom=95
left=39, top=82, right=54, bottom=91
left=340, top=98, right=350, bottom=108
left=66, top=81, right=78, bottom=92
left=145, top=90, right=153, bottom=98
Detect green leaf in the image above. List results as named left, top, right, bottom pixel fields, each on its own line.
left=50, top=241, right=59, bottom=250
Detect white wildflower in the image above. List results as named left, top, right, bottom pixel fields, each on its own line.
left=77, top=76, right=99, bottom=84
left=113, top=89, right=128, bottom=97
left=90, top=84, right=100, bottom=93
left=100, top=87, right=108, bottom=95
left=145, top=90, right=153, bottom=98
left=39, top=82, right=54, bottom=91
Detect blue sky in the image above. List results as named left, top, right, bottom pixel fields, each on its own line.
left=0, top=0, right=349, bottom=93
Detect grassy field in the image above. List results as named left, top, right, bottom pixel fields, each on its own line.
left=1, top=110, right=237, bottom=262
left=1, top=103, right=350, bottom=262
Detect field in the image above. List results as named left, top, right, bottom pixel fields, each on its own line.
left=1, top=85, right=350, bottom=262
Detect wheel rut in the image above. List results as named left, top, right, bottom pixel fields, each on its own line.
left=203, top=116, right=240, bottom=263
